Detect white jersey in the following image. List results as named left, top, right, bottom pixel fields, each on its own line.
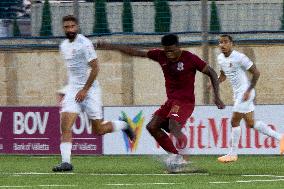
left=217, top=50, right=253, bottom=95
left=60, top=34, right=98, bottom=88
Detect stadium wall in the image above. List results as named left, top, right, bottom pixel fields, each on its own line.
left=0, top=43, right=284, bottom=106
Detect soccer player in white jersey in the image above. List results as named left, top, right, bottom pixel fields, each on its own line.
left=52, top=15, right=135, bottom=172
left=217, top=34, right=284, bottom=163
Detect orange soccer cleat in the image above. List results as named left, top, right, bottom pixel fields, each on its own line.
left=280, top=135, right=284, bottom=154
left=217, top=154, right=238, bottom=163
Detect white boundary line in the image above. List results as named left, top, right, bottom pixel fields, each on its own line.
left=209, top=182, right=230, bottom=184
left=1, top=172, right=209, bottom=176
left=0, top=185, right=76, bottom=188
left=242, top=174, right=284, bottom=178
left=0, top=186, right=32, bottom=188
left=28, top=157, right=54, bottom=159
left=210, top=177, right=284, bottom=184
left=242, top=174, right=279, bottom=177
left=236, top=179, right=284, bottom=183
left=39, top=185, right=76, bottom=187
left=105, top=182, right=183, bottom=186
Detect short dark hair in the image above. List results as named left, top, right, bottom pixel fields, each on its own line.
left=220, top=34, right=233, bottom=42
left=62, top=15, right=78, bottom=24
left=161, top=34, right=179, bottom=46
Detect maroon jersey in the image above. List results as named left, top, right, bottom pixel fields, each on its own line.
left=147, top=49, right=207, bottom=104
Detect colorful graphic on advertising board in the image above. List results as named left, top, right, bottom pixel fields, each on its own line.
left=119, top=111, right=144, bottom=152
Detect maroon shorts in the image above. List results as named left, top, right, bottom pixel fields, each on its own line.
left=154, top=99, right=194, bottom=125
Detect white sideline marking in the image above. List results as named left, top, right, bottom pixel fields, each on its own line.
left=29, top=157, right=54, bottom=159
left=236, top=179, right=284, bottom=183
left=2, top=172, right=208, bottom=176
left=242, top=174, right=278, bottom=177
left=7, top=173, right=75, bottom=176
left=210, top=178, right=284, bottom=184
left=0, top=186, right=32, bottom=188
left=90, top=173, right=209, bottom=176
left=38, top=185, right=76, bottom=187
left=210, top=182, right=230, bottom=184
left=105, top=182, right=183, bottom=186
left=0, top=185, right=76, bottom=188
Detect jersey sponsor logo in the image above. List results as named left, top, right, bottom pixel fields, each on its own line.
left=171, top=113, right=179, bottom=117
left=170, top=105, right=180, bottom=113
left=177, top=62, right=184, bottom=71
left=119, top=111, right=144, bottom=153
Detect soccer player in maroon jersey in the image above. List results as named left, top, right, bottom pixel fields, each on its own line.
left=98, top=34, right=225, bottom=171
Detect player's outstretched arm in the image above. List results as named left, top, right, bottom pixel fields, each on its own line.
left=202, top=65, right=225, bottom=109
left=97, top=40, right=148, bottom=58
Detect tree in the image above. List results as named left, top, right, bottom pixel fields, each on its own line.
left=154, top=0, right=171, bottom=32
left=0, top=0, right=23, bottom=19
left=93, top=0, right=110, bottom=34
left=13, top=19, right=21, bottom=36
left=210, top=0, right=221, bottom=32
left=281, top=0, right=284, bottom=30
left=122, top=0, right=133, bottom=32
left=40, top=0, right=52, bottom=36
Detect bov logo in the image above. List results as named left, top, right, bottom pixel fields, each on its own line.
left=119, top=111, right=144, bottom=152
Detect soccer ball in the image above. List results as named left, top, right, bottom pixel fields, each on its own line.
left=164, top=154, right=187, bottom=173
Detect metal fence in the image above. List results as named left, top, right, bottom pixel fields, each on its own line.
left=1, top=0, right=284, bottom=38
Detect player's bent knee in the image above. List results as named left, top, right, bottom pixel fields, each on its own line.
left=92, top=126, right=104, bottom=135
left=231, top=120, right=240, bottom=128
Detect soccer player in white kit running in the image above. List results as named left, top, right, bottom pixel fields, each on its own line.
left=217, top=34, right=284, bottom=163
left=52, top=15, right=135, bottom=172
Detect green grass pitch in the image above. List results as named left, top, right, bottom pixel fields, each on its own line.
left=0, top=155, right=284, bottom=189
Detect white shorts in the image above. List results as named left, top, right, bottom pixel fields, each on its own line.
left=61, top=85, right=103, bottom=120
left=233, top=89, right=255, bottom=113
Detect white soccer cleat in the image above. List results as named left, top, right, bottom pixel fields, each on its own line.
left=165, top=154, right=189, bottom=173
left=217, top=154, right=238, bottom=163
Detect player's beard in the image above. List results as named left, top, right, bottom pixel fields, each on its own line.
left=65, top=32, right=77, bottom=41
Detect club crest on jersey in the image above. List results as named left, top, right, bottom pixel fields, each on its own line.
left=177, top=62, right=184, bottom=71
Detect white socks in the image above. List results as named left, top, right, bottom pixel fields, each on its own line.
left=112, top=121, right=128, bottom=132
left=254, top=121, right=281, bottom=140
left=60, top=142, right=72, bottom=163
left=229, top=121, right=281, bottom=156
left=229, top=126, right=241, bottom=156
